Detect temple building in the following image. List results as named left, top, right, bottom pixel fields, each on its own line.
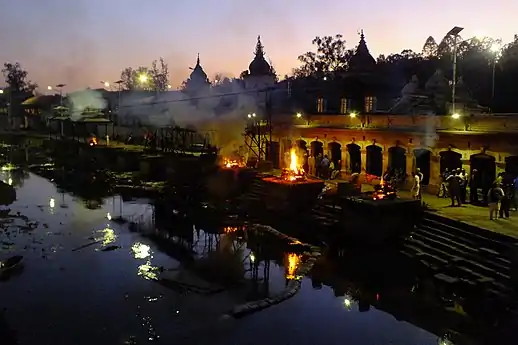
left=183, top=54, right=211, bottom=95
left=242, top=36, right=277, bottom=91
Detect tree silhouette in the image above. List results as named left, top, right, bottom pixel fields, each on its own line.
left=150, top=58, right=169, bottom=91
left=293, top=34, right=354, bottom=77
left=422, top=36, right=438, bottom=58
left=2, top=62, right=37, bottom=93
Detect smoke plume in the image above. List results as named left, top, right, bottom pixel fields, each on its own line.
left=67, top=89, right=107, bottom=121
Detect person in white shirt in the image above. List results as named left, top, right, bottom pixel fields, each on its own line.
left=412, top=171, right=421, bottom=200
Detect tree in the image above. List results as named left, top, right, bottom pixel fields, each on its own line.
left=2, top=62, right=37, bottom=93
left=239, top=70, right=249, bottom=79
left=422, top=36, right=438, bottom=58
left=150, top=57, right=169, bottom=91
left=120, top=67, right=136, bottom=90
left=293, top=34, right=354, bottom=77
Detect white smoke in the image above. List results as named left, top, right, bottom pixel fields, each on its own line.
left=67, top=89, right=107, bottom=121
left=116, top=79, right=262, bottom=155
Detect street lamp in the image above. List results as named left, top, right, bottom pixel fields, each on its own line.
left=451, top=113, right=460, bottom=119
left=296, top=112, right=302, bottom=118
left=350, top=112, right=357, bottom=118
left=247, top=113, right=256, bottom=118
left=101, top=81, right=110, bottom=88
left=447, top=26, right=464, bottom=116
left=47, top=86, right=52, bottom=91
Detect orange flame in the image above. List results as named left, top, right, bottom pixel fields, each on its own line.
left=285, top=253, right=301, bottom=280
left=281, top=148, right=306, bottom=182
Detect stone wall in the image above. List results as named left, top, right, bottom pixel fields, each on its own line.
left=273, top=113, right=518, bottom=190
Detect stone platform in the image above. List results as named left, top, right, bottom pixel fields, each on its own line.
left=260, top=177, right=325, bottom=214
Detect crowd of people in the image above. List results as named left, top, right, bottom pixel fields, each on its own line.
left=436, top=168, right=517, bottom=220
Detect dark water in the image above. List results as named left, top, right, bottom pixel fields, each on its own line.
left=0, top=166, right=455, bottom=345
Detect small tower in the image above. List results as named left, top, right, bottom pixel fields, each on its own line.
left=349, top=30, right=376, bottom=72
left=244, top=36, right=276, bottom=90
left=184, top=54, right=210, bottom=94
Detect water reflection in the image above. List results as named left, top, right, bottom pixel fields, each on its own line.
left=96, top=226, right=117, bottom=247
left=285, top=253, right=301, bottom=280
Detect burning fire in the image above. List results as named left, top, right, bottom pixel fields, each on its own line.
left=89, top=137, right=97, bottom=146
left=223, top=226, right=238, bottom=234
left=222, top=158, right=242, bottom=169
left=372, top=176, right=396, bottom=200
left=285, top=253, right=302, bottom=280
left=281, top=148, right=306, bottom=182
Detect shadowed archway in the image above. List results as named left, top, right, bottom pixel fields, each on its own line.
left=413, top=149, right=431, bottom=185
left=366, top=145, right=382, bottom=177
left=439, top=150, right=462, bottom=173
left=328, top=142, right=342, bottom=168
left=346, top=143, right=361, bottom=173
left=388, top=146, right=406, bottom=175
left=505, top=156, right=518, bottom=177
left=470, top=153, right=495, bottom=189
left=310, top=141, right=324, bottom=157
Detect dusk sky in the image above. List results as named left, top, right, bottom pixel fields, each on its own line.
left=0, top=0, right=515, bottom=91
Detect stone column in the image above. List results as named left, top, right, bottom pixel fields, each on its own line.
left=405, top=150, right=414, bottom=189
left=429, top=153, right=441, bottom=187
left=382, top=148, right=389, bottom=174
left=361, top=149, right=367, bottom=173
left=341, top=148, right=348, bottom=172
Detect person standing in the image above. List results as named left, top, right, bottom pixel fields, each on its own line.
left=320, top=155, right=330, bottom=179
left=447, top=171, right=462, bottom=206
left=499, top=184, right=512, bottom=219
left=512, top=176, right=518, bottom=211
left=488, top=183, right=504, bottom=220
left=411, top=170, right=421, bottom=200
left=459, top=168, right=467, bottom=204
left=315, top=153, right=322, bottom=178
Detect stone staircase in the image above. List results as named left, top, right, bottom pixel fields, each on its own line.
left=403, top=212, right=518, bottom=299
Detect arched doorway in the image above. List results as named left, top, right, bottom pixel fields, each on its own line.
left=366, top=145, right=382, bottom=177
left=346, top=144, right=361, bottom=173
left=413, top=149, right=431, bottom=185
left=328, top=142, right=342, bottom=168
left=295, top=139, right=308, bottom=172
left=388, top=146, right=406, bottom=175
left=310, top=141, right=324, bottom=157
left=439, top=150, right=462, bottom=173
left=470, top=153, right=495, bottom=190
left=505, top=156, right=518, bottom=177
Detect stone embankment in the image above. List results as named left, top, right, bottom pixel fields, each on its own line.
left=224, top=224, right=321, bottom=318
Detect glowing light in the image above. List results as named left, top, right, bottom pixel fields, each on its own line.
left=350, top=112, right=357, bottom=118
left=344, top=298, right=352, bottom=308
left=451, top=113, right=460, bottom=119
left=99, top=227, right=117, bottom=246
left=167, top=84, right=172, bottom=89
left=490, top=43, right=501, bottom=53
left=49, top=198, right=55, bottom=208
left=250, top=252, right=256, bottom=263
left=7, top=178, right=12, bottom=185
left=47, top=86, right=52, bottom=90
left=138, top=74, right=148, bottom=83
left=296, top=112, right=302, bottom=118
left=223, top=226, right=238, bottom=233
left=285, top=253, right=301, bottom=280
left=104, top=82, right=110, bottom=87
left=106, top=212, right=112, bottom=221
left=0, top=90, right=3, bottom=94
left=137, top=261, right=159, bottom=280
left=131, top=242, right=151, bottom=259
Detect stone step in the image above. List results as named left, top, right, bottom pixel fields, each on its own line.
left=414, top=227, right=510, bottom=272
left=404, top=237, right=510, bottom=293
left=408, top=231, right=511, bottom=282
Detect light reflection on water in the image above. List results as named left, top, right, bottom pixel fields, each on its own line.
left=0, top=167, right=456, bottom=345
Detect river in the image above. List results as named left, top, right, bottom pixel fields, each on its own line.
left=0, top=165, right=459, bottom=345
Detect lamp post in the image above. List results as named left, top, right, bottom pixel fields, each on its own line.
left=447, top=26, right=464, bottom=116
left=48, top=84, right=66, bottom=105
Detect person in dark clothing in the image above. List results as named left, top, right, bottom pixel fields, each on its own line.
left=469, top=169, right=479, bottom=204
left=447, top=171, right=462, bottom=206
left=320, top=155, right=330, bottom=179
left=499, top=185, right=511, bottom=219
left=315, top=154, right=322, bottom=178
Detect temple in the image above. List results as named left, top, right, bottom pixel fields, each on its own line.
left=183, top=54, right=210, bottom=95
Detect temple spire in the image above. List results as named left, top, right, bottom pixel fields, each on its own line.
left=196, top=53, right=200, bottom=66
left=255, top=35, right=264, bottom=57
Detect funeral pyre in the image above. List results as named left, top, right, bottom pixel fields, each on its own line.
left=221, top=157, right=244, bottom=169
left=372, top=176, right=397, bottom=200
left=280, top=148, right=306, bottom=182
left=89, top=136, right=98, bottom=146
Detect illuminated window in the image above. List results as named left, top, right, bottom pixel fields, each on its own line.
left=317, top=98, right=326, bottom=113
left=365, top=96, right=376, bottom=113
left=340, top=98, right=348, bottom=114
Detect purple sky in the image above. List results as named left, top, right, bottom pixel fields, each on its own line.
left=0, top=0, right=515, bottom=91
